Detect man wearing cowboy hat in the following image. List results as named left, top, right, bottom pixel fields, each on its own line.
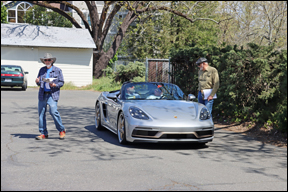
left=35, top=53, right=66, bottom=140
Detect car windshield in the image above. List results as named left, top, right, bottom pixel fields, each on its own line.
left=122, top=82, right=186, bottom=100
left=1, top=66, right=22, bottom=72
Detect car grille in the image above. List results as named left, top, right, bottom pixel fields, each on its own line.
left=196, top=130, right=214, bottom=138
left=159, top=134, right=197, bottom=139
left=132, top=128, right=213, bottom=139
left=132, top=130, right=158, bottom=137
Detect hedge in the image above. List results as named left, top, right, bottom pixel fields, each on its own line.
left=170, top=43, right=287, bottom=133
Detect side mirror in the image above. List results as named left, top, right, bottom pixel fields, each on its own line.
left=187, top=94, right=196, bottom=101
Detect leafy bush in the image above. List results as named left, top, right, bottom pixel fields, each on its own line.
left=131, top=76, right=145, bottom=82
left=170, top=43, right=287, bottom=133
left=113, top=61, right=146, bottom=83
left=102, top=66, right=114, bottom=76
left=1, top=2, right=8, bottom=24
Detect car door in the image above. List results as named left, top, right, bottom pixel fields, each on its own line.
left=106, top=99, right=118, bottom=131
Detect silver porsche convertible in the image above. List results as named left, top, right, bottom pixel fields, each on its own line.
left=95, top=82, right=214, bottom=144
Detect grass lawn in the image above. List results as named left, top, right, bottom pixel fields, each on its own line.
left=28, top=76, right=122, bottom=92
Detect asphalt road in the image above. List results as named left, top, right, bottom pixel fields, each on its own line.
left=1, top=88, right=287, bottom=191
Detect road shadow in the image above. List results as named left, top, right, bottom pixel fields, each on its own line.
left=1, top=87, right=24, bottom=91
left=7, top=104, right=287, bottom=165
left=11, top=133, right=39, bottom=139
left=84, top=124, right=209, bottom=150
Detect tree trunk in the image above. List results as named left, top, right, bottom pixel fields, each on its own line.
left=93, top=51, right=111, bottom=78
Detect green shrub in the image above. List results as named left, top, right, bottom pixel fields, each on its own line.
left=170, top=43, right=287, bottom=133
left=131, top=76, right=145, bottom=82
left=113, top=61, right=146, bottom=83
left=102, top=66, right=114, bottom=76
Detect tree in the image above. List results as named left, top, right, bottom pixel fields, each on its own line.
left=24, top=5, right=72, bottom=27
left=216, top=1, right=287, bottom=50
left=26, top=1, right=232, bottom=78
left=119, top=2, right=221, bottom=60
left=1, top=2, right=8, bottom=23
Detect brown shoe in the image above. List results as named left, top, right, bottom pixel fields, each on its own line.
left=59, top=130, right=66, bottom=140
left=35, top=134, right=48, bottom=140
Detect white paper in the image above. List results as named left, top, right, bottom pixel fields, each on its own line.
left=203, top=89, right=217, bottom=100
left=43, top=78, right=57, bottom=83
left=45, top=82, right=51, bottom=89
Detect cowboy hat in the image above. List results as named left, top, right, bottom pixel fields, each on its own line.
left=40, top=53, right=56, bottom=64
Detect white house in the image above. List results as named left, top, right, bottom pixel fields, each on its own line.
left=1, top=23, right=96, bottom=87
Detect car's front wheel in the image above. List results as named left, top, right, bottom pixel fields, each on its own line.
left=95, top=101, right=104, bottom=130
left=117, top=112, right=127, bottom=144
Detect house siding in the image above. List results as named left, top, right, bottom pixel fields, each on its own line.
left=1, top=23, right=95, bottom=87
left=1, top=46, right=93, bottom=87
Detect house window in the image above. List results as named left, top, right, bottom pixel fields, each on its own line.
left=6, top=2, right=32, bottom=23
left=17, top=2, right=32, bottom=23
left=8, top=10, right=16, bottom=23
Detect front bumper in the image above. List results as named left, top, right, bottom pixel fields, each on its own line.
left=125, top=115, right=214, bottom=143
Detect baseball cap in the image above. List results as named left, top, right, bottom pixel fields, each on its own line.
left=196, top=57, right=208, bottom=66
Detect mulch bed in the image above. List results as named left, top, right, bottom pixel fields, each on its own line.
left=214, top=120, right=287, bottom=148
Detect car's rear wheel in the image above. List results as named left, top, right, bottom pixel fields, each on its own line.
left=117, top=112, right=127, bottom=144
left=95, top=101, right=104, bottom=130
left=22, top=82, right=27, bottom=91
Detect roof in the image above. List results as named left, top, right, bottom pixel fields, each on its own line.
left=1, top=23, right=96, bottom=49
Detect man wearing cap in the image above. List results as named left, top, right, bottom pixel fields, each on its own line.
left=196, top=57, right=219, bottom=116
left=35, top=53, right=66, bottom=140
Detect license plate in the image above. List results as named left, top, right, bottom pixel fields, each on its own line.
left=4, top=79, right=12, bottom=82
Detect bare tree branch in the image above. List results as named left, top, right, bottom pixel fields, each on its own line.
left=26, top=1, right=92, bottom=35
left=24, top=1, right=235, bottom=78
left=85, top=1, right=98, bottom=45
left=99, top=2, right=123, bottom=50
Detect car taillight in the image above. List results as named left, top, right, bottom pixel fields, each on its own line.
left=1, top=73, right=23, bottom=77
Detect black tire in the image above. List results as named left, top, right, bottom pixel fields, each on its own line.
left=95, top=101, right=104, bottom=130
left=117, top=111, right=128, bottom=144
left=22, top=82, right=27, bottom=91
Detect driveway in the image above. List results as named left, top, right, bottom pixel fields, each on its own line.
left=1, top=88, right=287, bottom=191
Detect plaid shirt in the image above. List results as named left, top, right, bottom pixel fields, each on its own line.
left=36, top=65, right=64, bottom=101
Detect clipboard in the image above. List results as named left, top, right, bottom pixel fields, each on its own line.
left=203, top=89, right=217, bottom=100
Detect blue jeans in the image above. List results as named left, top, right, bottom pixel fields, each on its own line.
left=38, top=93, right=65, bottom=135
left=198, top=91, right=214, bottom=116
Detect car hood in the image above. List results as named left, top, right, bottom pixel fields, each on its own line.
left=125, top=100, right=199, bottom=120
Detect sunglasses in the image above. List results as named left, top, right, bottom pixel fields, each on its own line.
left=44, top=59, right=51, bottom=62
left=197, top=62, right=203, bottom=66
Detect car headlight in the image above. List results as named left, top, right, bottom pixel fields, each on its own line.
left=200, top=108, right=211, bottom=120
left=129, top=107, right=149, bottom=120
